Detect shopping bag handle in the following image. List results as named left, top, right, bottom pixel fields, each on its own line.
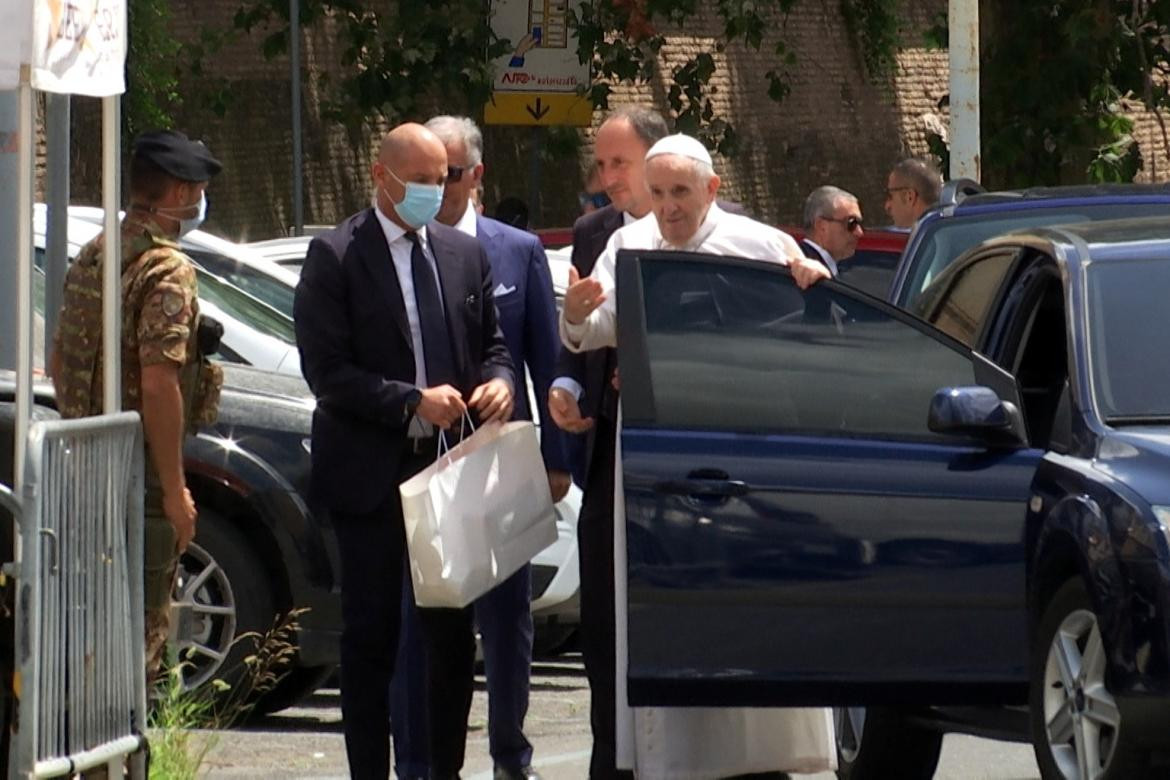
left=437, top=409, right=477, bottom=458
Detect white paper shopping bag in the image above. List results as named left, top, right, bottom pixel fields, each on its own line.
left=399, top=420, right=558, bottom=608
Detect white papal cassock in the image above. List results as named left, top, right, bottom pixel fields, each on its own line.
left=561, top=202, right=838, bottom=778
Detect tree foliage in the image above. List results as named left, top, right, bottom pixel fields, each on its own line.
left=124, top=0, right=236, bottom=138
left=232, top=0, right=902, bottom=156
left=927, top=0, right=1170, bottom=187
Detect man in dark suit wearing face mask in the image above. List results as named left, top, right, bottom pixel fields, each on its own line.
left=294, top=122, right=515, bottom=780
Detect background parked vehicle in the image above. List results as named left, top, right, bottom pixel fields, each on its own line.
left=35, top=205, right=301, bottom=376
left=890, top=182, right=1170, bottom=310
left=613, top=218, right=1170, bottom=779
left=0, top=367, right=340, bottom=714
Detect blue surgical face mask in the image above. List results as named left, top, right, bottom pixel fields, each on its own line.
left=157, top=192, right=207, bottom=237
left=383, top=168, right=444, bottom=228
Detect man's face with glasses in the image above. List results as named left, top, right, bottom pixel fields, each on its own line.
left=435, top=139, right=484, bottom=227
left=815, top=197, right=864, bottom=261
left=884, top=173, right=921, bottom=228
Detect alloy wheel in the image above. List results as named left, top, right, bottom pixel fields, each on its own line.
left=170, top=540, right=239, bottom=690
left=1041, top=607, right=1121, bottom=780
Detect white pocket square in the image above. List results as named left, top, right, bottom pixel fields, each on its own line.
left=493, top=283, right=517, bottom=297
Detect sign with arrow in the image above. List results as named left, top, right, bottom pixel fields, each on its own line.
left=484, top=0, right=591, bottom=126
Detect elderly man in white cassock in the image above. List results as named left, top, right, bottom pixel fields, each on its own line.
left=559, top=133, right=837, bottom=779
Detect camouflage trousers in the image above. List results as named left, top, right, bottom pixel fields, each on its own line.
left=144, top=482, right=179, bottom=687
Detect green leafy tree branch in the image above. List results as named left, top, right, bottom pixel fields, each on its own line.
left=231, top=0, right=902, bottom=156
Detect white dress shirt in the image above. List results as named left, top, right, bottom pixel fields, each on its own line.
left=454, top=198, right=478, bottom=237
left=372, top=205, right=446, bottom=390
left=559, top=202, right=802, bottom=353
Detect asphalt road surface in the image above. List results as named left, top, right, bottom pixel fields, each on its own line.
left=198, top=654, right=1041, bottom=779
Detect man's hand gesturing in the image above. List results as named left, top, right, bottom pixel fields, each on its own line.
left=548, top=386, right=594, bottom=433
left=416, top=385, right=468, bottom=429
left=563, top=266, right=606, bottom=325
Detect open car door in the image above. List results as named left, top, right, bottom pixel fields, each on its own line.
left=615, top=249, right=1043, bottom=708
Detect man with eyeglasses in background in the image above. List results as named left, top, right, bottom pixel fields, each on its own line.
left=884, top=156, right=942, bottom=230
left=798, top=185, right=864, bottom=277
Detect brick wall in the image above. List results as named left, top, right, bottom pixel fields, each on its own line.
left=59, top=1, right=1170, bottom=240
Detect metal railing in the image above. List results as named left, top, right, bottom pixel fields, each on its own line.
left=8, top=413, right=147, bottom=779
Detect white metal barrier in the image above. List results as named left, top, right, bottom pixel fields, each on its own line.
left=8, top=413, right=147, bottom=779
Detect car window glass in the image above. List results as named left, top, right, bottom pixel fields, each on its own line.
left=1088, top=258, right=1170, bottom=420
left=187, top=250, right=295, bottom=319
left=913, top=251, right=1016, bottom=348
left=902, top=203, right=1169, bottom=309
left=192, top=268, right=297, bottom=345
left=638, top=258, right=975, bottom=440
left=835, top=248, right=899, bottom=299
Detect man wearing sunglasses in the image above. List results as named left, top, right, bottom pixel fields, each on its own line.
left=799, top=185, right=865, bottom=277
left=884, top=156, right=942, bottom=230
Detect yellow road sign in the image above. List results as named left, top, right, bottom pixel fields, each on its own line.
left=484, top=91, right=593, bottom=127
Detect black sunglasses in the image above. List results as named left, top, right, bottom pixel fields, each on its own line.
left=447, top=165, right=466, bottom=183
left=821, top=215, right=864, bottom=231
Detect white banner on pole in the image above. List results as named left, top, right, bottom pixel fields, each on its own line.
left=0, top=4, right=33, bottom=90
left=31, top=0, right=127, bottom=97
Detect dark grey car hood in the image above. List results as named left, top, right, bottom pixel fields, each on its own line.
left=215, top=364, right=314, bottom=434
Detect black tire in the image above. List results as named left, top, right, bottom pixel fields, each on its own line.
left=253, top=663, right=336, bottom=716
left=834, top=706, right=942, bottom=780
left=171, top=508, right=276, bottom=705
left=1029, top=578, right=1157, bottom=780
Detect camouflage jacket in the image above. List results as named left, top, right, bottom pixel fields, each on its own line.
left=53, top=213, right=220, bottom=429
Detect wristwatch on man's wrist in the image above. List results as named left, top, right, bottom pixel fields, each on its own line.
left=404, top=388, right=423, bottom=421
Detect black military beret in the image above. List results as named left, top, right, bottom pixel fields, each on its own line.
left=132, top=129, right=222, bottom=182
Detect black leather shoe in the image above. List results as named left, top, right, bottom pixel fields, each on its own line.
left=493, top=767, right=542, bottom=780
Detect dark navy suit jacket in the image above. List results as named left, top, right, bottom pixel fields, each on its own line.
left=293, top=209, right=514, bottom=515
left=475, top=215, right=568, bottom=473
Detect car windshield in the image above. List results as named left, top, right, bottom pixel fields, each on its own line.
left=1087, top=258, right=1170, bottom=422
left=194, top=269, right=297, bottom=345
left=900, top=203, right=1170, bottom=309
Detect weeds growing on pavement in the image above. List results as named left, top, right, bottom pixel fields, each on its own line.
left=147, top=608, right=307, bottom=779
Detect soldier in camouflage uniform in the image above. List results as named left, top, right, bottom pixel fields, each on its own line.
left=49, top=130, right=223, bottom=684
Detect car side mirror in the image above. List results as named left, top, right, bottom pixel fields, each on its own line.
left=928, top=386, right=1026, bottom=446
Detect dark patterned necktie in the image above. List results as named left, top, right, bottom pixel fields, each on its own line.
left=406, top=232, right=457, bottom=387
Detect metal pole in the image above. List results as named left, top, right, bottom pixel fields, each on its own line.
left=102, top=95, right=122, bottom=415
left=45, top=94, right=70, bottom=369
left=290, top=0, right=304, bottom=236
left=948, top=0, right=980, bottom=181
left=15, top=73, right=34, bottom=493
left=0, top=92, right=18, bottom=376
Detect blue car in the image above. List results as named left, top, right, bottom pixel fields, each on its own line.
left=890, top=181, right=1170, bottom=312
left=612, top=217, right=1170, bottom=779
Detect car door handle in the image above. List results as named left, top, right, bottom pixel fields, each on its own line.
left=654, top=469, right=751, bottom=498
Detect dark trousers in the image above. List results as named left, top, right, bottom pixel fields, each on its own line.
left=335, top=450, right=476, bottom=780
left=392, top=560, right=535, bottom=774
left=577, top=418, right=633, bottom=780
left=474, top=564, right=534, bottom=770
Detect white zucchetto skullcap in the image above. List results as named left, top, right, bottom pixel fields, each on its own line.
left=644, top=133, right=713, bottom=166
